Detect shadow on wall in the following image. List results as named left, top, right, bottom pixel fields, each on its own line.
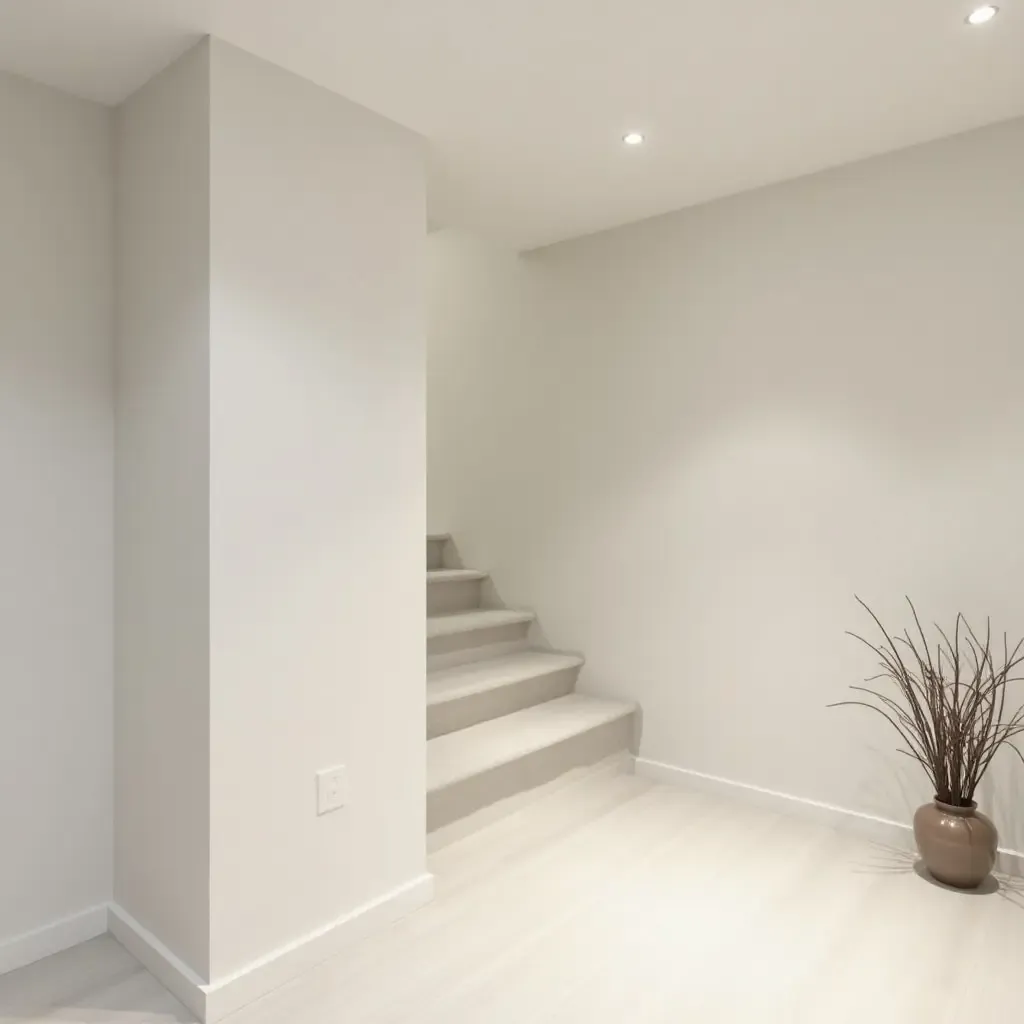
left=977, top=764, right=1024, bottom=864
left=436, top=535, right=556, bottom=652
left=848, top=746, right=930, bottom=832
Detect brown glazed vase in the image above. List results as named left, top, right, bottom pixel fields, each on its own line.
left=912, top=799, right=998, bottom=889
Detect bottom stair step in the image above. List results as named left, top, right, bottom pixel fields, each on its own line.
left=427, top=694, right=637, bottom=832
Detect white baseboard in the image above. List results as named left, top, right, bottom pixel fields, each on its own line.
left=0, top=904, right=108, bottom=976
left=634, top=756, right=1024, bottom=874
left=107, top=903, right=208, bottom=1019
left=110, top=872, right=434, bottom=1022
left=203, top=872, right=434, bottom=1021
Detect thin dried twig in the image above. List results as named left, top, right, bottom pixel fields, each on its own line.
left=829, top=598, right=1024, bottom=807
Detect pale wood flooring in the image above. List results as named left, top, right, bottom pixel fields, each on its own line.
left=4, top=765, right=1024, bottom=1023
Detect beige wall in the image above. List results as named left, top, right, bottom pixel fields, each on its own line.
left=0, top=70, right=113, bottom=960
left=114, top=40, right=212, bottom=974
left=428, top=116, right=1024, bottom=846
left=208, top=38, right=427, bottom=982
left=115, top=38, right=428, bottom=991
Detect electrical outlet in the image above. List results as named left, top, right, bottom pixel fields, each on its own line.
left=316, top=765, right=349, bottom=815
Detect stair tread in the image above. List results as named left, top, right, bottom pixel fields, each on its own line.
left=427, top=651, right=583, bottom=705
left=427, top=569, right=487, bottom=583
left=427, top=693, right=636, bottom=792
left=427, top=608, right=534, bottom=638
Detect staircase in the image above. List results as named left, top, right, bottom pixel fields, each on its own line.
left=426, top=533, right=638, bottom=834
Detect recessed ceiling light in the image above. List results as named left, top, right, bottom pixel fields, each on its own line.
left=622, top=132, right=645, bottom=146
left=966, top=5, right=999, bottom=24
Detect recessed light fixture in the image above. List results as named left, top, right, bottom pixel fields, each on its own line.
left=966, top=5, right=999, bottom=24
left=622, top=132, right=645, bottom=146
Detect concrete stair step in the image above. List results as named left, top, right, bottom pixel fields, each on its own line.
left=427, top=693, right=637, bottom=831
left=427, top=568, right=487, bottom=615
left=427, top=533, right=449, bottom=570
left=427, top=650, right=583, bottom=738
left=427, top=608, right=534, bottom=658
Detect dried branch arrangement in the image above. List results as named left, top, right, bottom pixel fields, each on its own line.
left=831, top=597, right=1024, bottom=807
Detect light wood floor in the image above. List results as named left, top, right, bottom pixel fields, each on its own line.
left=5, top=764, right=1024, bottom=1023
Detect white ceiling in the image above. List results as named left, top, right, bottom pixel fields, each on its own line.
left=2, top=1, right=1022, bottom=248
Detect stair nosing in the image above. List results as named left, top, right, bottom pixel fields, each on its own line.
left=427, top=651, right=584, bottom=706
left=427, top=608, right=535, bottom=639
left=427, top=569, right=487, bottom=583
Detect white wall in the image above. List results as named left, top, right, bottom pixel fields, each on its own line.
left=114, top=41, right=211, bottom=975
left=207, top=40, right=426, bottom=981
left=428, top=234, right=546, bottom=538
left=112, top=38, right=427, bottom=997
left=428, top=117, right=1024, bottom=845
left=0, top=71, right=113, bottom=959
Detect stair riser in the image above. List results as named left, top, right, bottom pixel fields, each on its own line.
left=427, top=578, right=483, bottom=616
left=427, top=752, right=636, bottom=853
left=427, top=537, right=446, bottom=570
left=428, top=639, right=531, bottom=672
left=428, top=665, right=580, bottom=739
left=427, top=619, right=531, bottom=658
left=427, top=713, right=635, bottom=832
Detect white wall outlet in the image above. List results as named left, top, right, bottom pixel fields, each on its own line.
left=316, top=765, right=349, bottom=815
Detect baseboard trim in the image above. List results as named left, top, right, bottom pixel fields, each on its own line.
left=203, top=872, right=434, bottom=1021
left=107, top=903, right=208, bottom=1019
left=0, top=904, right=109, bottom=976
left=111, top=873, right=434, bottom=1022
left=634, top=757, right=1024, bottom=874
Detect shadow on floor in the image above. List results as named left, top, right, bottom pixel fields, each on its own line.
left=0, top=936, right=196, bottom=1024
left=853, top=841, right=1024, bottom=907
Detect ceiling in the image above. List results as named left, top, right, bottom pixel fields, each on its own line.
left=1, top=1, right=1022, bottom=249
